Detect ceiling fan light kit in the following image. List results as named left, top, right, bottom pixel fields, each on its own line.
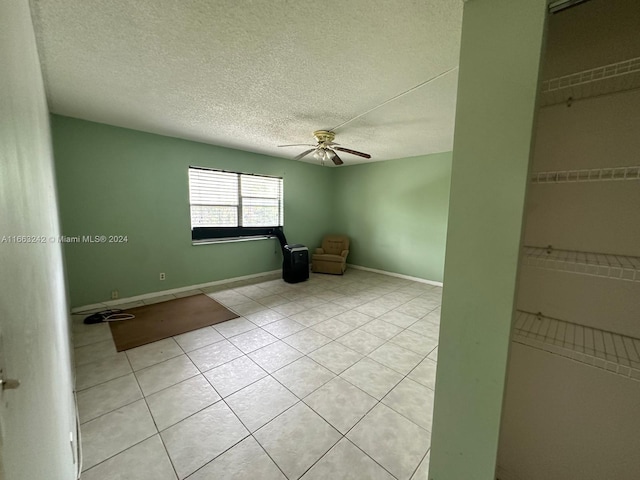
left=278, top=130, right=371, bottom=166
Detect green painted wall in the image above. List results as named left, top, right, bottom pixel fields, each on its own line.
left=52, top=116, right=335, bottom=307
left=0, top=1, right=76, bottom=478
left=428, top=1, right=547, bottom=479
left=334, top=153, right=452, bottom=282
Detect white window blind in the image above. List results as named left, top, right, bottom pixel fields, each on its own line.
left=189, top=167, right=283, bottom=229
left=240, top=175, right=284, bottom=227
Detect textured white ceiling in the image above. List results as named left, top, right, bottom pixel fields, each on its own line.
left=31, top=0, right=463, bottom=165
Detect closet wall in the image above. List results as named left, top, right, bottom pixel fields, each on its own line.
left=497, top=1, right=640, bottom=479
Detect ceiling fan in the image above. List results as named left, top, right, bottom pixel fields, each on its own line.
left=278, top=130, right=371, bottom=166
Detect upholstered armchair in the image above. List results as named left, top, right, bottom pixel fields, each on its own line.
left=312, top=235, right=350, bottom=275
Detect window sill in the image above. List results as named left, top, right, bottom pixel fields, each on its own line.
left=192, top=235, right=275, bottom=246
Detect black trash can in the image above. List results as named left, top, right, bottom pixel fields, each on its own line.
left=283, top=244, right=309, bottom=284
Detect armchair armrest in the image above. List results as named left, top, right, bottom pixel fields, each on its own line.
left=314, top=248, right=325, bottom=254
left=341, top=249, right=349, bottom=258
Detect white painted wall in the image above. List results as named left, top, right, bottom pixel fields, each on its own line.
left=0, top=1, right=77, bottom=478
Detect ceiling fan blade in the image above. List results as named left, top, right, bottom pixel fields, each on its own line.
left=328, top=150, right=344, bottom=166
left=278, top=143, right=315, bottom=147
left=294, top=149, right=316, bottom=161
left=334, top=146, right=371, bottom=159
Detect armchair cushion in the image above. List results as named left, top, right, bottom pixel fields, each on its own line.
left=313, top=254, right=344, bottom=263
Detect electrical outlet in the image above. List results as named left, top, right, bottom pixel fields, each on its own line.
left=159, top=272, right=166, bottom=280
left=111, top=290, right=119, bottom=300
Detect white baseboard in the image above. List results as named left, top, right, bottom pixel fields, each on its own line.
left=347, top=264, right=443, bottom=287
left=71, top=269, right=281, bottom=313
left=72, top=265, right=442, bottom=313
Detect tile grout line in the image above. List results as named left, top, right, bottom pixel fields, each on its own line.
left=409, top=447, right=432, bottom=480
left=292, top=434, right=345, bottom=480
left=125, top=346, right=182, bottom=480
left=189, top=339, right=324, bottom=479
left=335, top=352, right=435, bottom=437
left=79, top=432, right=160, bottom=476
left=76, top=375, right=143, bottom=425
left=77, top=353, right=167, bottom=476
left=300, top=386, right=399, bottom=479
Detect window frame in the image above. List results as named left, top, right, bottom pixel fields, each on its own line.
left=188, top=166, right=284, bottom=243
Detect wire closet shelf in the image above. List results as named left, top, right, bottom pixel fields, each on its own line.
left=539, top=56, right=640, bottom=106
left=521, top=246, right=640, bottom=283
left=530, top=165, right=640, bottom=184
left=512, top=310, right=640, bottom=382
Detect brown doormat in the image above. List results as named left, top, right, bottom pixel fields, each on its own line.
left=109, top=294, right=239, bottom=352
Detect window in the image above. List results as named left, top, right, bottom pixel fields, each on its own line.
left=188, top=166, right=284, bottom=242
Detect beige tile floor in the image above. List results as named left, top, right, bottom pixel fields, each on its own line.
left=73, top=269, right=440, bottom=480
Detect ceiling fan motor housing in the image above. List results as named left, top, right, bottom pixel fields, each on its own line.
left=313, top=130, right=335, bottom=145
